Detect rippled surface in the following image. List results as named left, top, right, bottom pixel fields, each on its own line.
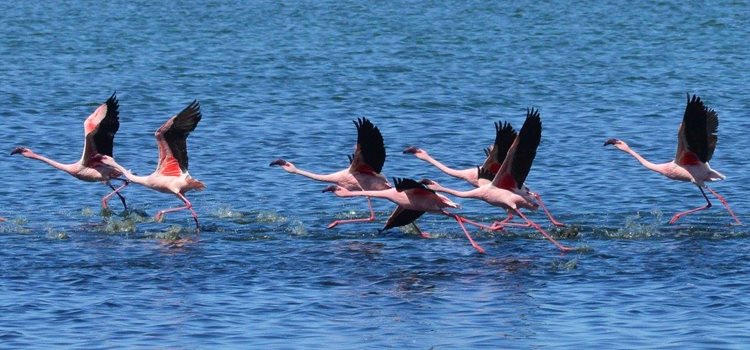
left=2, top=1, right=750, bottom=347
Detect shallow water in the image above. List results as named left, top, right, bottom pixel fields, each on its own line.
left=2, top=0, right=750, bottom=348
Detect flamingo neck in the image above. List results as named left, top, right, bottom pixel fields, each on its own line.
left=291, top=168, right=341, bottom=183
left=25, top=152, right=77, bottom=174
left=624, top=148, right=663, bottom=174
left=106, top=161, right=150, bottom=186
left=431, top=184, right=481, bottom=199
left=421, top=154, right=471, bottom=182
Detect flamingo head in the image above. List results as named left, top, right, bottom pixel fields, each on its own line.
left=604, top=138, right=630, bottom=152
left=322, top=185, right=341, bottom=193
left=10, top=147, right=32, bottom=156
left=89, top=154, right=116, bottom=167
left=403, top=146, right=428, bottom=159
left=270, top=158, right=297, bottom=172
left=419, top=178, right=437, bottom=186
left=419, top=178, right=441, bottom=191
left=269, top=158, right=288, bottom=167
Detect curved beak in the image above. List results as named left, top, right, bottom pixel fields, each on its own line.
left=603, top=138, right=620, bottom=146
left=10, top=147, right=24, bottom=155
left=402, top=146, right=418, bottom=154
left=419, top=178, right=435, bottom=186
left=269, top=159, right=287, bottom=167
left=322, top=185, right=338, bottom=193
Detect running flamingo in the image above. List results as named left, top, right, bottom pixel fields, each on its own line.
left=404, top=120, right=564, bottom=226
left=91, top=100, right=206, bottom=229
left=422, top=109, right=574, bottom=252
left=323, top=177, right=486, bottom=254
left=271, top=118, right=391, bottom=228
left=10, top=92, right=129, bottom=210
left=605, top=94, right=741, bottom=225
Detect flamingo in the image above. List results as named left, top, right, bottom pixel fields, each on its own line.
left=90, top=100, right=206, bottom=230
left=270, top=118, right=391, bottom=229
left=421, top=108, right=574, bottom=252
left=323, top=177, right=486, bottom=254
left=404, top=120, right=564, bottom=227
left=10, top=92, right=129, bottom=210
left=604, top=94, right=741, bottom=225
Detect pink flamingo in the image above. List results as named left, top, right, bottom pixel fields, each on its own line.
left=91, top=100, right=206, bottom=229
left=605, top=94, right=741, bottom=225
left=421, top=109, right=574, bottom=252
left=271, top=118, right=391, bottom=228
left=10, top=92, right=129, bottom=210
left=323, top=177, right=486, bottom=254
left=404, top=120, right=564, bottom=227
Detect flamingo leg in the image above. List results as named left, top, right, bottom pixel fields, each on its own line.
left=490, top=212, right=529, bottom=230
left=668, top=186, right=712, bottom=224
left=411, top=222, right=431, bottom=239
left=460, top=216, right=504, bottom=231
left=514, top=209, right=573, bottom=252
left=327, top=197, right=377, bottom=229
left=531, top=192, right=565, bottom=227
left=155, top=193, right=200, bottom=231
left=705, top=186, right=742, bottom=225
left=451, top=214, right=486, bottom=254
left=102, top=179, right=129, bottom=210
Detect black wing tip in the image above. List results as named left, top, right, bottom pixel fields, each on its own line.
left=179, top=100, right=202, bottom=123
left=354, top=117, right=377, bottom=132
left=526, top=107, right=541, bottom=120
left=105, top=91, right=120, bottom=114
left=476, top=166, right=494, bottom=181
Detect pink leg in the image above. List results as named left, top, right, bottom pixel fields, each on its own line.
left=491, top=212, right=537, bottom=230
left=460, top=216, right=504, bottom=231
left=451, top=214, right=486, bottom=254
left=327, top=197, right=376, bottom=229
left=668, top=186, right=712, bottom=224
left=705, top=186, right=742, bottom=225
left=514, top=209, right=573, bottom=252
left=531, top=192, right=565, bottom=227
left=411, top=222, right=431, bottom=239
left=155, top=193, right=200, bottom=231
left=101, top=179, right=129, bottom=210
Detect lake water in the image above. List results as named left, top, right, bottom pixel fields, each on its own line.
left=2, top=0, right=750, bottom=348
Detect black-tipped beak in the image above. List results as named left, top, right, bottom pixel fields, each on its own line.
left=402, top=146, right=418, bottom=154
left=419, top=178, right=435, bottom=186
left=322, top=185, right=337, bottom=193
left=10, top=147, right=24, bottom=155
left=603, top=138, right=620, bottom=146
left=269, top=159, right=287, bottom=167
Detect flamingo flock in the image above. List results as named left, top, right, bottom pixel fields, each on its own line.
left=6, top=93, right=743, bottom=254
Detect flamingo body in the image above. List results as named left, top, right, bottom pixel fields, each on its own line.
left=324, top=177, right=487, bottom=253
left=92, top=100, right=205, bottom=229
left=10, top=92, right=129, bottom=210
left=605, top=94, right=740, bottom=225
left=271, top=118, right=391, bottom=228
left=423, top=109, right=573, bottom=252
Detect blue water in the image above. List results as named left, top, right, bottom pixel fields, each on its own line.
left=2, top=0, right=750, bottom=348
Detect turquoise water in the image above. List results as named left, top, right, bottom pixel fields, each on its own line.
left=2, top=1, right=750, bottom=348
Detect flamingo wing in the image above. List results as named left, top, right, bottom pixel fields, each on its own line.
left=480, top=121, right=517, bottom=174
left=676, top=94, right=718, bottom=165
left=476, top=166, right=494, bottom=186
left=383, top=206, right=425, bottom=230
left=155, top=100, right=202, bottom=177
left=348, top=118, right=386, bottom=175
left=82, top=92, right=120, bottom=165
left=393, top=177, right=435, bottom=194
left=492, top=108, right=541, bottom=190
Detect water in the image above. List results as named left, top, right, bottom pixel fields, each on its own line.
left=2, top=0, right=750, bottom=347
